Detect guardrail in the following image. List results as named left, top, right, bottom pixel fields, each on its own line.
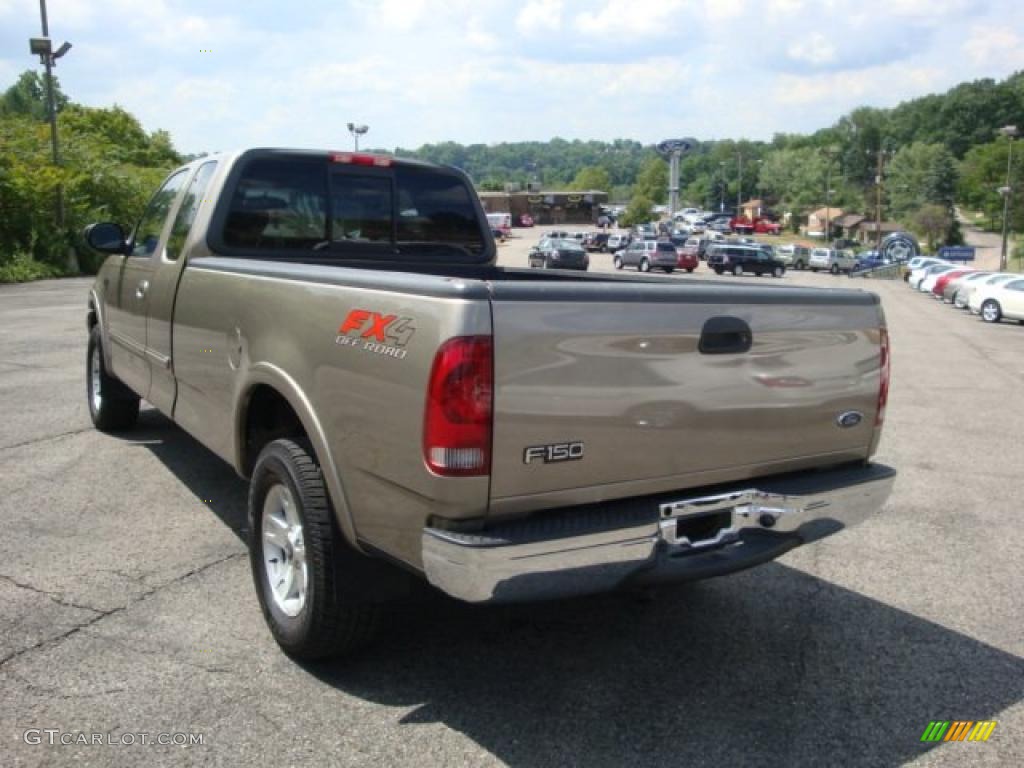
left=848, top=264, right=903, bottom=280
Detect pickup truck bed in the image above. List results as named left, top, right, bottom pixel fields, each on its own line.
left=84, top=148, right=893, bottom=659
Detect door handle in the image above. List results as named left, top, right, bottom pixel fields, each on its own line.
left=135, top=280, right=149, bottom=299
left=699, top=316, right=753, bottom=355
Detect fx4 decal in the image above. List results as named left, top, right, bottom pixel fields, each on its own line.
left=336, top=309, right=416, bottom=360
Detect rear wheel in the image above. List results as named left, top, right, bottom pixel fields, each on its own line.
left=954, top=292, right=967, bottom=309
left=639, top=258, right=650, bottom=273
left=664, top=267, right=675, bottom=274
left=613, top=255, right=623, bottom=270
left=795, top=260, right=805, bottom=270
left=249, top=438, right=379, bottom=660
left=981, top=299, right=1002, bottom=324
left=773, top=265, right=784, bottom=278
left=87, top=326, right=139, bottom=432
left=733, top=264, right=743, bottom=276
left=686, top=268, right=694, bottom=273
left=713, top=267, right=723, bottom=275
left=830, top=263, right=840, bottom=275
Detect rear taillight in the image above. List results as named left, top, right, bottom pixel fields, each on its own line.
left=876, top=327, right=890, bottom=427
left=423, top=336, right=493, bottom=476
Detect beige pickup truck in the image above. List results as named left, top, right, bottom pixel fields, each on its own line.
left=84, top=149, right=895, bottom=660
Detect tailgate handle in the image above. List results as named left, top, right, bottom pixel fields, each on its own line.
left=699, top=316, right=752, bottom=355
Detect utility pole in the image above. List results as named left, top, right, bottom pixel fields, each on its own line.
left=822, top=147, right=837, bottom=248
left=30, top=0, right=73, bottom=269
left=719, top=162, right=726, bottom=212
left=736, top=151, right=743, bottom=215
left=998, top=125, right=1018, bottom=271
left=875, top=149, right=885, bottom=251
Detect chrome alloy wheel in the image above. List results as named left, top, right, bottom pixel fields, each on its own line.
left=262, top=484, right=308, bottom=617
left=90, top=344, right=103, bottom=413
left=982, top=300, right=1001, bottom=323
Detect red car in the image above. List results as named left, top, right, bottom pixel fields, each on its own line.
left=931, top=269, right=973, bottom=298
left=754, top=219, right=781, bottom=235
left=676, top=244, right=699, bottom=273
left=518, top=213, right=535, bottom=227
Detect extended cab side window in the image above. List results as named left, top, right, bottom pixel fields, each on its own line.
left=130, top=170, right=189, bottom=258
left=166, top=161, right=218, bottom=261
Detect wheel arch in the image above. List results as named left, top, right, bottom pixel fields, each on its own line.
left=235, top=363, right=361, bottom=551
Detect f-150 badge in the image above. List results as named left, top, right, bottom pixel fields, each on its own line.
left=336, top=309, right=416, bottom=360
left=524, top=442, right=584, bottom=464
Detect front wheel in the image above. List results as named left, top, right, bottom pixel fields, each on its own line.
left=613, top=256, right=623, bottom=270
left=830, top=263, right=840, bottom=275
left=686, top=267, right=694, bottom=273
left=639, top=258, right=650, bottom=272
left=249, top=439, right=379, bottom=660
left=714, top=267, right=723, bottom=275
left=954, top=292, right=967, bottom=309
left=733, top=264, right=743, bottom=276
left=87, top=325, right=139, bottom=432
left=795, top=260, right=805, bottom=270
left=981, top=299, right=1002, bottom=324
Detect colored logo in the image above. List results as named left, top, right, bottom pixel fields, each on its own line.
left=920, top=721, right=997, bottom=742
left=336, top=308, right=416, bottom=360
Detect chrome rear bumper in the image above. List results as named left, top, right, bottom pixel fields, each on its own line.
left=422, top=463, right=895, bottom=604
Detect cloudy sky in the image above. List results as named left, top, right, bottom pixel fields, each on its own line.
left=1, top=0, right=1023, bottom=155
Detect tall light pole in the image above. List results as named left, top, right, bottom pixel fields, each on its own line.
left=29, top=0, right=71, bottom=232
left=656, top=138, right=697, bottom=216
left=998, top=125, right=1018, bottom=271
left=822, top=146, right=838, bottom=247
left=347, top=122, right=368, bottom=151
left=736, top=151, right=743, bottom=215
left=718, top=162, right=726, bottom=212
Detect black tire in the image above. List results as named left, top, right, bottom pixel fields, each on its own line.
left=773, top=265, right=784, bottom=278
left=686, top=268, right=694, bottom=273
left=613, top=256, right=623, bottom=270
left=249, top=438, right=379, bottom=660
left=639, top=258, right=650, bottom=273
left=733, top=264, right=743, bottom=276
left=664, top=267, right=675, bottom=274
left=830, top=263, right=840, bottom=275
left=87, top=325, right=140, bottom=432
left=795, top=260, right=805, bottom=270
left=714, top=267, right=723, bottom=275
left=981, top=299, right=1002, bottom=324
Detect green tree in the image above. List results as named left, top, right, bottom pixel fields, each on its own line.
left=618, top=194, right=654, bottom=228
left=570, top=165, right=611, bottom=192
left=633, top=157, right=668, bottom=204
left=910, top=204, right=952, bottom=251
left=0, top=70, right=68, bottom=120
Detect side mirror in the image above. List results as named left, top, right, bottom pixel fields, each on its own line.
left=84, top=222, right=127, bottom=254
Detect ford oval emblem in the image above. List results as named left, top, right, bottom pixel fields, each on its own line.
left=837, top=411, right=864, bottom=428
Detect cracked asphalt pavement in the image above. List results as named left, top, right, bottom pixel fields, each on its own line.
left=1, top=268, right=1022, bottom=767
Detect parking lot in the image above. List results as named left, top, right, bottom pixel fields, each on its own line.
left=1, top=258, right=1023, bottom=765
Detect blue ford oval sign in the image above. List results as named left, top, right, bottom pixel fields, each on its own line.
left=837, top=411, right=864, bottom=428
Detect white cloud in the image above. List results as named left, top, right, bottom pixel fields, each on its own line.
left=574, top=0, right=689, bottom=37
left=516, top=0, right=563, bottom=35
left=963, top=24, right=1024, bottom=68
left=703, top=0, right=746, bottom=22
left=787, top=33, right=836, bottom=65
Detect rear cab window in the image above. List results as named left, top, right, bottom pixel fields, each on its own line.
left=211, top=151, right=490, bottom=264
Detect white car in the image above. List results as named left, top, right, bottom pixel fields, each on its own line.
left=606, top=232, right=630, bottom=251
left=908, top=263, right=951, bottom=290
left=960, top=273, right=1018, bottom=311
left=919, top=265, right=959, bottom=293
left=906, top=256, right=944, bottom=272
left=968, top=277, right=1024, bottom=323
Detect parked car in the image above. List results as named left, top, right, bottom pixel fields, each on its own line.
left=968, top=277, right=1024, bottom=323
left=486, top=212, right=511, bottom=239
left=706, top=244, right=786, bottom=277
left=584, top=232, right=610, bottom=252
left=613, top=239, right=679, bottom=273
left=931, top=269, right=974, bottom=299
left=545, top=230, right=570, bottom=240
left=942, top=271, right=990, bottom=304
left=777, top=244, right=811, bottom=270
left=956, top=273, right=1017, bottom=309
left=528, top=237, right=589, bottom=270
left=688, top=222, right=707, bottom=235
left=907, top=262, right=951, bottom=290
left=707, top=219, right=733, bottom=233
left=606, top=232, right=631, bottom=252
left=754, top=218, right=782, bottom=235
left=518, top=213, right=534, bottom=227
left=80, top=146, right=895, bottom=660
left=676, top=240, right=699, bottom=273
left=809, top=247, right=857, bottom=274
left=903, top=256, right=945, bottom=281
left=918, top=265, right=959, bottom=293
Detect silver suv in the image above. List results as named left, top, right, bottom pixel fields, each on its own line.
left=613, top=240, right=679, bottom=273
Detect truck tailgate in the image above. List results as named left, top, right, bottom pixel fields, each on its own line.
left=487, top=280, right=885, bottom=513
